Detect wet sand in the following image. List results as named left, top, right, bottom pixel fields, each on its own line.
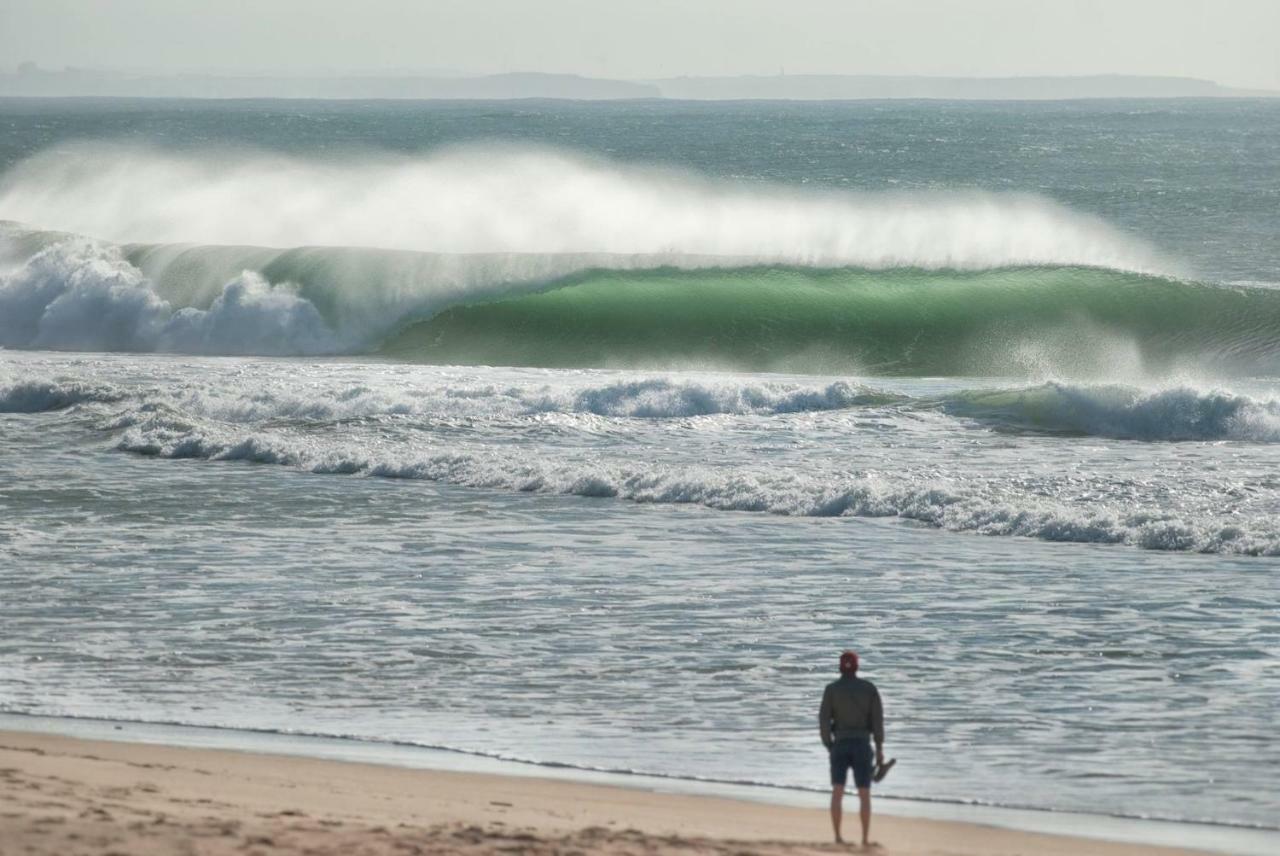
left=0, top=729, right=1211, bottom=855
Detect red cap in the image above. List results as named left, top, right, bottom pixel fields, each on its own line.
left=839, top=651, right=859, bottom=674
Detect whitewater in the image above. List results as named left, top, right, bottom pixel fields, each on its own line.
left=1, top=98, right=1278, bottom=832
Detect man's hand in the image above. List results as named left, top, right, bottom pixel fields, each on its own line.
left=875, top=746, right=885, bottom=767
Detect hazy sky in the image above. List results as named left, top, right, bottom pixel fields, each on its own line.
left=3, top=0, right=1278, bottom=90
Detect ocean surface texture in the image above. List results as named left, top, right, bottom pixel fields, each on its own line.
left=1, top=98, right=1278, bottom=829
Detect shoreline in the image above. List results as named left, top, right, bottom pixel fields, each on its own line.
left=2, top=715, right=1276, bottom=855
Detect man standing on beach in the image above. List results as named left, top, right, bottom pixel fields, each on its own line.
left=819, top=650, right=886, bottom=847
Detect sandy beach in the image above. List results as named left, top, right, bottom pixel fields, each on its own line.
left=0, top=729, right=1215, bottom=856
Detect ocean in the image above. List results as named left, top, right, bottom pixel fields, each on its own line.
left=1, top=97, right=1278, bottom=832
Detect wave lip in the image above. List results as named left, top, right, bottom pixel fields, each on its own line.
left=940, top=383, right=1280, bottom=442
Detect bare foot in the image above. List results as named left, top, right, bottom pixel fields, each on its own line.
left=861, top=841, right=883, bottom=850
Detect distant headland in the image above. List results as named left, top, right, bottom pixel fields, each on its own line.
left=0, top=64, right=1273, bottom=101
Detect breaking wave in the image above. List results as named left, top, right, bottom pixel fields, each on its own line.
left=1, top=144, right=1277, bottom=377
left=0, top=142, right=1233, bottom=378
left=3, top=233, right=1279, bottom=377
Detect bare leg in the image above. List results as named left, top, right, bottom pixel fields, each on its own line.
left=830, top=784, right=844, bottom=843
left=858, top=787, right=872, bottom=846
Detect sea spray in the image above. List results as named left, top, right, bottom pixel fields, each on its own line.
left=0, top=143, right=1170, bottom=271
left=0, top=147, right=1275, bottom=378
left=8, top=145, right=1275, bottom=376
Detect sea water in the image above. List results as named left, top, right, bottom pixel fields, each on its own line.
left=0, top=98, right=1278, bottom=831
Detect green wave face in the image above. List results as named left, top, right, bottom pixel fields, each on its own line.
left=380, top=267, right=1280, bottom=377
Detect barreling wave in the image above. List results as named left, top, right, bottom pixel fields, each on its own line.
left=3, top=229, right=1280, bottom=376
left=380, top=266, right=1280, bottom=376
left=2, top=144, right=1277, bottom=376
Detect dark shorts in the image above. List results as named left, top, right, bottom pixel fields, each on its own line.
left=829, top=737, right=873, bottom=789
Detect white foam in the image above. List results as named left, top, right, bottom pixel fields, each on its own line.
left=6, top=351, right=1277, bottom=553
left=22, top=352, right=1273, bottom=446
left=0, top=240, right=342, bottom=356
left=557, top=378, right=899, bottom=417
left=113, top=408, right=1280, bottom=556
left=110, top=372, right=1280, bottom=443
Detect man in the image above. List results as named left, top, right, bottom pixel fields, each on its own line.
left=819, top=650, right=887, bottom=847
